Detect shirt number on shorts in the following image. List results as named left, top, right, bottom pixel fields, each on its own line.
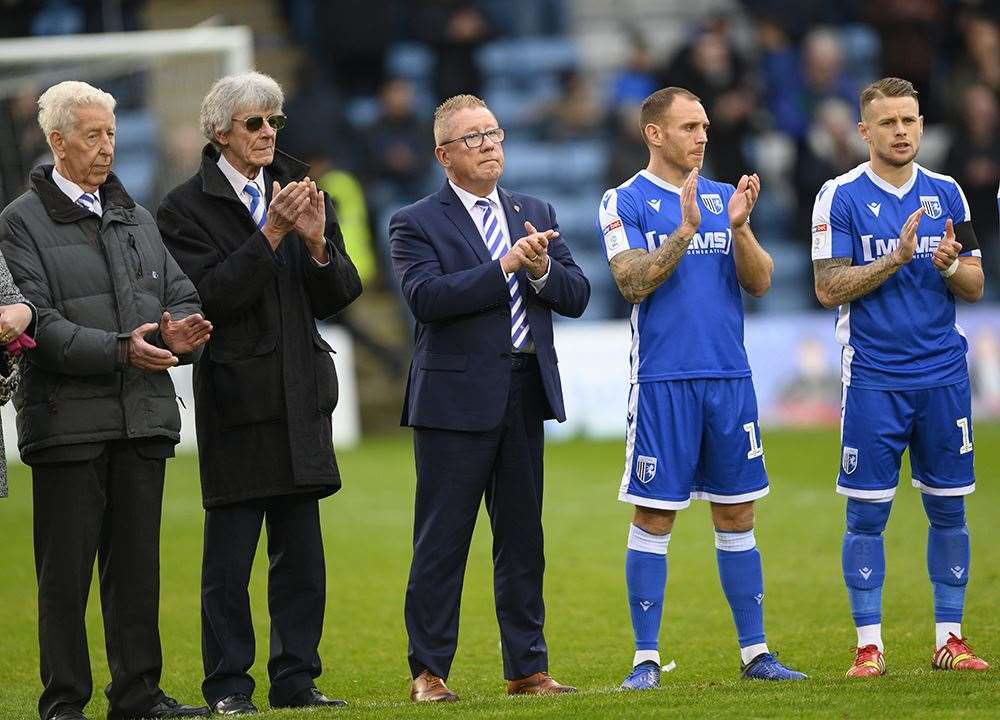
left=743, top=422, right=764, bottom=460
left=956, top=417, right=974, bottom=455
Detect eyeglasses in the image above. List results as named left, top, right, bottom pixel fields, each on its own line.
left=231, top=114, right=286, bottom=132
left=439, top=127, right=505, bottom=148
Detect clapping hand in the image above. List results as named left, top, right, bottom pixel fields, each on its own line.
left=893, top=207, right=923, bottom=266
left=932, top=218, right=962, bottom=273
left=503, top=221, right=558, bottom=279
left=292, top=179, right=329, bottom=262
left=159, top=311, right=212, bottom=355
left=679, top=168, right=701, bottom=237
left=129, top=322, right=178, bottom=372
left=262, top=180, right=313, bottom=248
left=728, top=173, right=760, bottom=228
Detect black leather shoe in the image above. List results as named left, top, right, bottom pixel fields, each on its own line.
left=272, top=687, right=347, bottom=708
left=50, top=709, right=87, bottom=720
left=107, top=697, right=210, bottom=719
left=213, top=694, right=257, bottom=715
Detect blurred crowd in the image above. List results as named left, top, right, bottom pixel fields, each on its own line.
left=2, top=0, right=999, bottom=320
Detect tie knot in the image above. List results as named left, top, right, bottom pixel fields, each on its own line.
left=475, top=199, right=491, bottom=210
left=78, top=192, right=96, bottom=205
left=244, top=183, right=261, bottom=200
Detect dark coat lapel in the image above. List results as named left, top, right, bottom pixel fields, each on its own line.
left=437, top=181, right=491, bottom=265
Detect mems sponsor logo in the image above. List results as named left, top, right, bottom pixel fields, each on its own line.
left=645, top=229, right=732, bottom=255
left=859, top=234, right=943, bottom=261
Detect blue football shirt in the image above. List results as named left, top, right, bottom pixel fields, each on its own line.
left=598, top=170, right=750, bottom=383
left=811, top=162, right=981, bottom=390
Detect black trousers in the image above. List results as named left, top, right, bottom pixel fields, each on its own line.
left=201, top=493, right=325, bottom=706
left=405, top=356, right=549, bottom=681
left=32, top=441, right=168, bottom=720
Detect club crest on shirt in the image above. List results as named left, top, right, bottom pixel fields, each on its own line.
left=920, top=195, right=942, bottom=219
left=700, top=193, right=724, bottom=215
left=636, top=455, right=657, bottom=484
left=842, top=446, right=858, bottom=475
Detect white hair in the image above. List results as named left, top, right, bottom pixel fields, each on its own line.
left=37, top=81, right=116, bottom=149
left=199, top=71, right=284, bottom=149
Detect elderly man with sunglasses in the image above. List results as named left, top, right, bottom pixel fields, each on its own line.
left=157, top=71, right=361, bottom=715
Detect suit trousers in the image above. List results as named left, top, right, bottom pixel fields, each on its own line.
left=32, top=441, right=167, bottom=720
left=200, top=493, right=325, bottom=706
left=405, top=355, right=549, bottom=681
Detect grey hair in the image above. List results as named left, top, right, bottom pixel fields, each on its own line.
left=37, top=81, right=116, bottom=150
left=199, top=71, right=284, bottom=149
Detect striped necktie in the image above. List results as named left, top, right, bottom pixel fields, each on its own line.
left=476, top=199, right=532, bottom=350
left=76, top=192, right=98, bottom=214
left=244, top=183, right=266, bottom=229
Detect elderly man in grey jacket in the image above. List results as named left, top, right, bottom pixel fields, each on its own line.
left=0, top=81, right=212, bottom=720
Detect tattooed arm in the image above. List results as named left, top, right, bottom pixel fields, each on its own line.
left=609, top=168, right=700, bottom=305
left=813, top=206, right=923, bottom=308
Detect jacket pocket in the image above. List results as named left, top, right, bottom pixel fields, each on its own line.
left=209, top=334, right=282, bottom=427
left=418, top=353, right=467, bottom=372
left=313, top=335, right=338, bottom=415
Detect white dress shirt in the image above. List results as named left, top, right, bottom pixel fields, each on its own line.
left=448, top=180, right=549, bottom=291
left=52, top=166, right=103, bottom=216
left=217, top=152, right=266, bottom=213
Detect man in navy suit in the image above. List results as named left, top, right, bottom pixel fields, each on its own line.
left=390, top=94, right=590, bottom=702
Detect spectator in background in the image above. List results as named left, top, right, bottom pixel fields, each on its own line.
left=417, top=2, right=492, bottom=101
left=862, top=0, right=945, bottom=121
left=366, top=77, right=433, bottom=201
left=605, top=103, right=647, bottom=189
left=793, top=98, right=868, bottom=234
left=532, top=69, right=604, bottom=141
left=763, top=26, right=857, bottom=140
left=945, top=84, right=1000, bottom=297
left=660, top=15, right=756, bottom=183
left=609, top=31, right=659, bottom=108
left=945, top=11, right=1000, bottom=118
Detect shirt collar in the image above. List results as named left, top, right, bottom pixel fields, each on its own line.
left=638, top=169, right=682, bottom=195
left=862, top=161, right=918, bottom=199
left=217, top=151, right=266, bottom=200
left=51, top=166, right=99, bottom=205
left=449, top=179, right=501, bottom=214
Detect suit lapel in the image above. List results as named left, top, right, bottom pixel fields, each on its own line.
left=439, top=183, right=491, bottom=264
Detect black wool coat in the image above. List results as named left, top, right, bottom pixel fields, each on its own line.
left=156, top=146, right=362, bottom=508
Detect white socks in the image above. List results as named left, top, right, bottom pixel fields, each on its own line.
left=740, top=642, right=769, bottom=665
left=936, top=622, right=961, bottom=650
left=856, top=624, right=884, bottom=651
left=634, top=649, right=661, bottom=667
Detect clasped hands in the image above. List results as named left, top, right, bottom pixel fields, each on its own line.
left=261, top=177, right=329, bottom=262
left=501, top=221, right=557, bottom=280
left=128, top=311, right=213, bottom=371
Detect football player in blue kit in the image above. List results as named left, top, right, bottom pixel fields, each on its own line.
left=598, top=87, right=807, bottom=689
left=812, top=77, right=989, bottom=677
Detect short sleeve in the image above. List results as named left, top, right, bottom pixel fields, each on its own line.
left=598, top=188, right=647, bottom=261
left=811, top=181, right=853, bottom=260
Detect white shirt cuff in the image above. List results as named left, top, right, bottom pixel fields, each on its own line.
left=309, top=238, right=331, bottom=267
left=528, top=257, right=550, bottom=291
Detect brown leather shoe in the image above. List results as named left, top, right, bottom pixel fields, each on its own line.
left=410, top=670, right=459, bottom=702
left=506, top=672, right=577, bottom=695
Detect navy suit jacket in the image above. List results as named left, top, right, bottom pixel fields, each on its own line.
left=390, top=181, right=590, bottom=431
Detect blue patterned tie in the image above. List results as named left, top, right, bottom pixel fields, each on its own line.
left=76, top=192, right=97, bottom=214
left=476, top=199, right=532, bottom=350
left=244, top=183, right=266, bottom=229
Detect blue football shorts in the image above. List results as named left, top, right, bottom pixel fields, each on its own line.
left=618, top=378, right=769, bottom=509
left=837, top=379, right=975, bottom=501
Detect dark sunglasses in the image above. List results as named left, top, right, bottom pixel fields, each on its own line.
left=231, top=114, right=286, bottom=132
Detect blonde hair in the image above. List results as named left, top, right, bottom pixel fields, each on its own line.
left=433, top=94, right=489, bottom=145
left=37, top=81, right=116, bottom=150
left=860, top=77, right=919, bottom=118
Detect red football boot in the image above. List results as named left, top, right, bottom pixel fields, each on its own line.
left=846, top=645, right=886, bottom=678
left=932, top=633, right=990, bottom=671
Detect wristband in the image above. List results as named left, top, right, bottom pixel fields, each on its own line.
left=939, top=257, right=959, bottom=278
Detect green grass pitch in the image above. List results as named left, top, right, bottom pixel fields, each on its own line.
left=1, top=426, right=997, bottom=719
